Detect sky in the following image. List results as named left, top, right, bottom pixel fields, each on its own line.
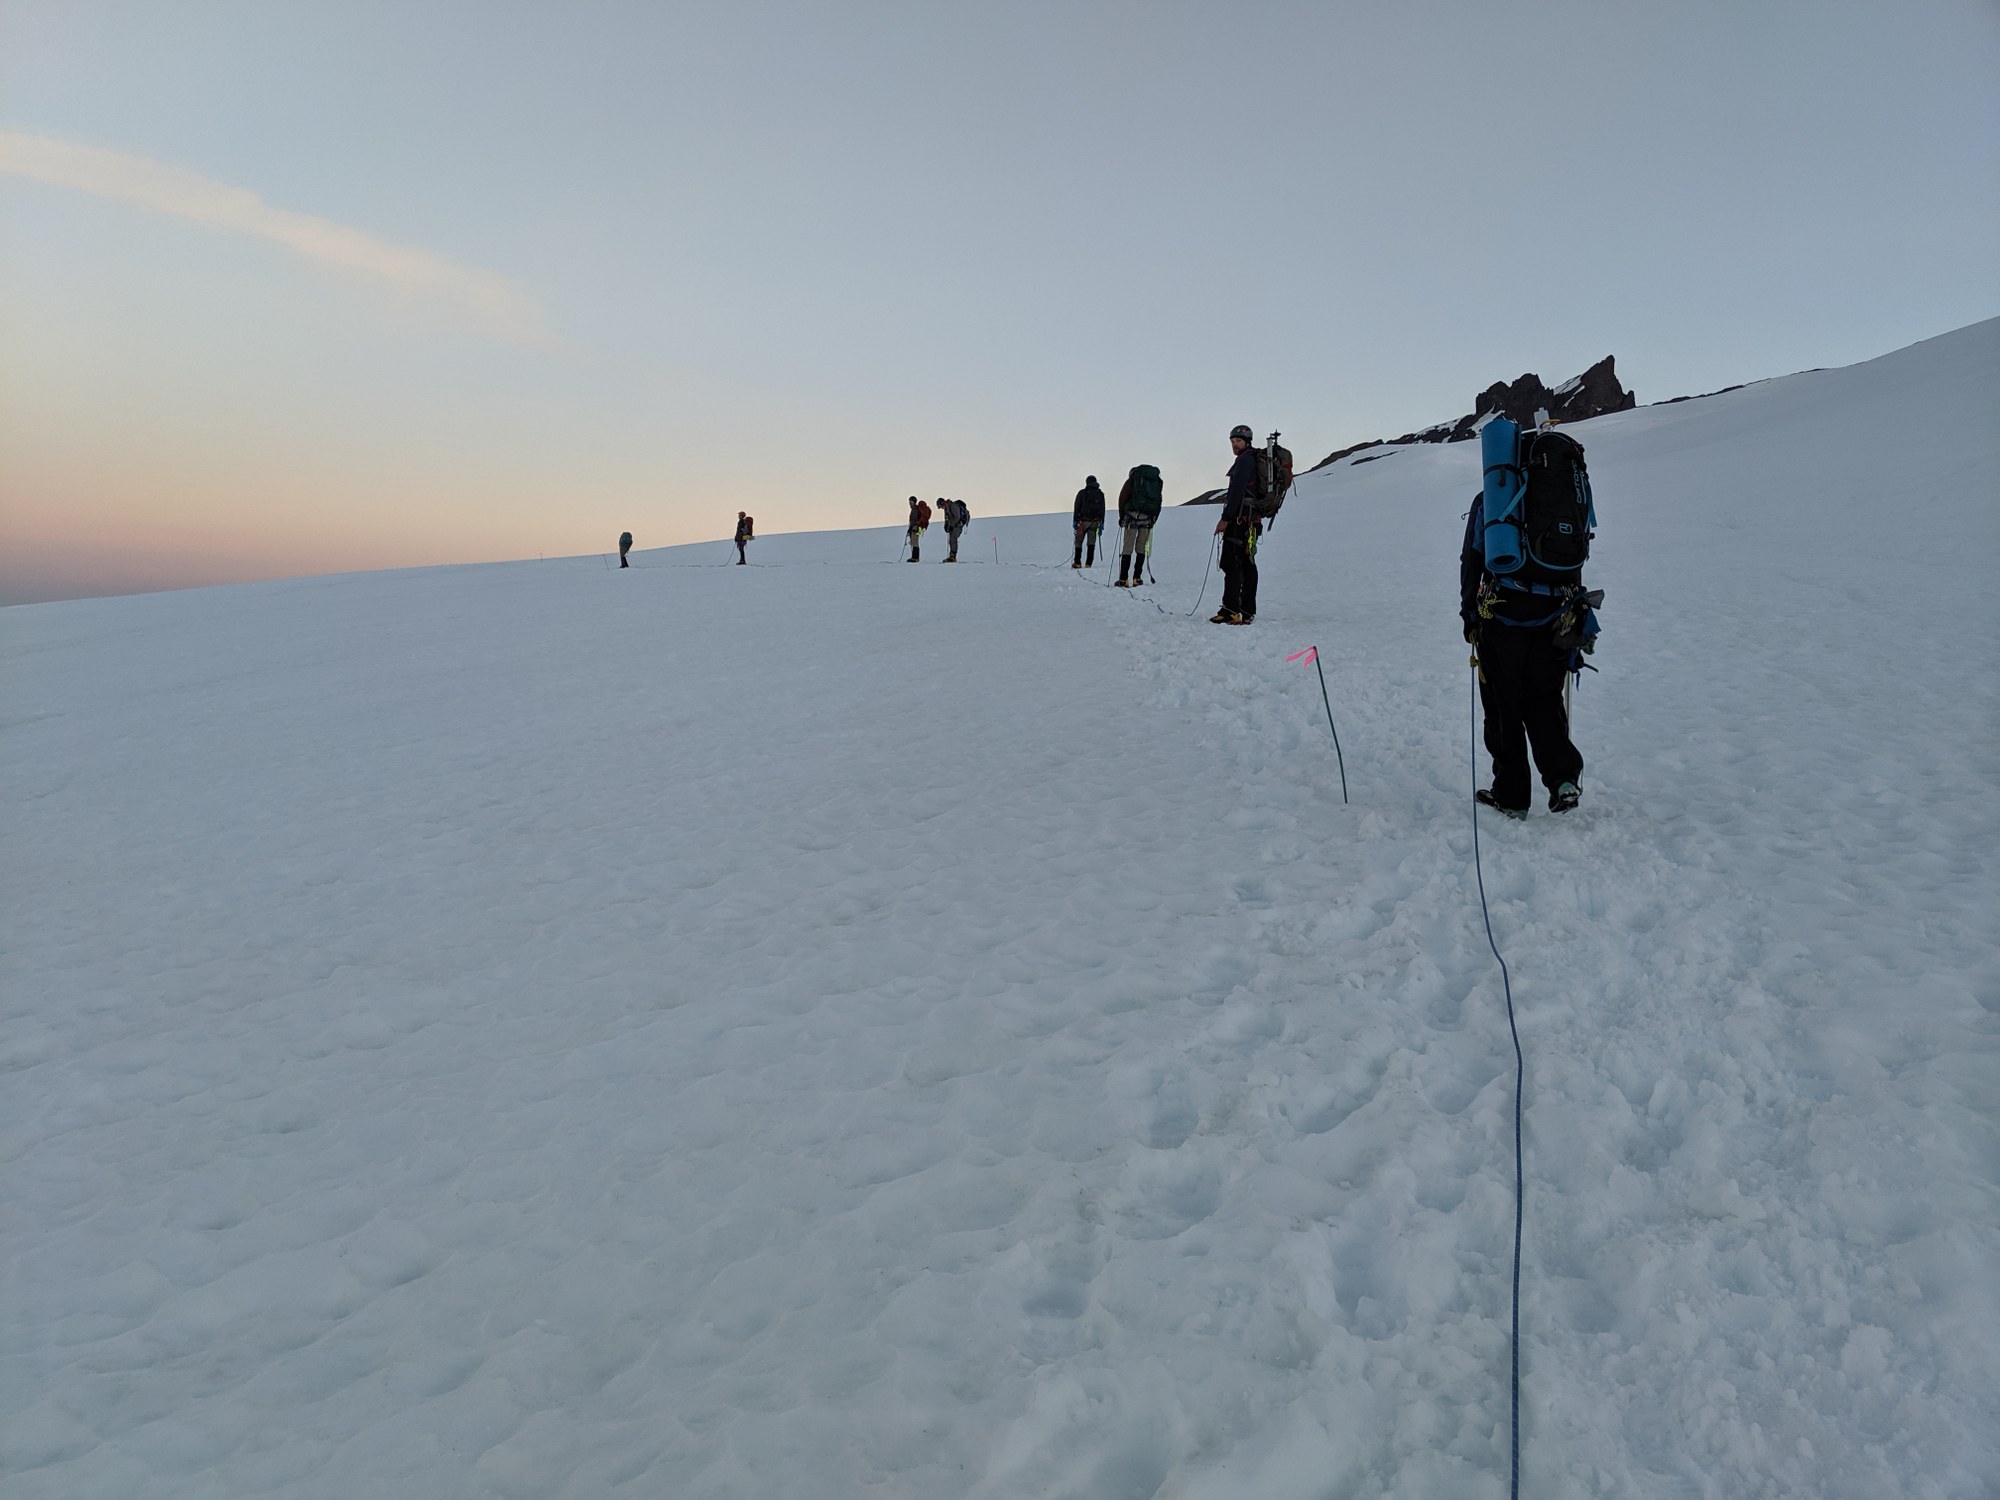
left=2, top=0, right=1996, bottom=606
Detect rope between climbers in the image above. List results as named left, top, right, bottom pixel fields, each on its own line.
left=1470, top=663, right=1526, bottom=1500
left=1185, top=536, right=1220, bottom=617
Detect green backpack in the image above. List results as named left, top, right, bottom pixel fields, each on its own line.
left=1125, top=464, right=1164, bottom=524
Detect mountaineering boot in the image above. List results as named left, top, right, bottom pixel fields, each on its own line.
left=1210, top=609, right=1241, bottom=625
left=1476, top=788, right=1529, bottom=821
left=1117, top=558, right=1131, bottom=586
left=1549, top=781, right=1580, bottom=813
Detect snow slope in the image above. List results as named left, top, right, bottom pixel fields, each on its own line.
left=3, top=320, right=1996, bottom=1498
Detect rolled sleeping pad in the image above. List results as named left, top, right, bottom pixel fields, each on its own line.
left=1481, top=416, right=1525, bottom=575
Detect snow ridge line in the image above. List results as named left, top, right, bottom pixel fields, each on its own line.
left=1470, top=663, right=1527, bottom=1500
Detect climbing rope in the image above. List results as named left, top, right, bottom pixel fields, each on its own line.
left=1185, top=536, right=1220, bottom=617
left=1470, top=662, right=1526, bottom=1500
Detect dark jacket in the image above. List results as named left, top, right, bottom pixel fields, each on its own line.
left=1218, top=448, right=1262, bottom=532
left=1461, top=492, right=1580, bottom=629
left=1073, top=482, right=1105, bottom=529
left=735, top=516, right=754, bottom=543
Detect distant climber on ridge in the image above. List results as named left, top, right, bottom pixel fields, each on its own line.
left=906, top=496, right=931, bottom=562
left=1072, top=476, right=1105, bottom=570
left=734, top=512, right=754, bottom=565
left=939, top=498, right=970, bottom=563
left=618, top=531, right=633, bottom=568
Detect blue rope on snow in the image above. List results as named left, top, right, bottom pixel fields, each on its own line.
left=1185, top=536, right=1220, bottom=617
left=1470, top=663, right=1526, bottom=1500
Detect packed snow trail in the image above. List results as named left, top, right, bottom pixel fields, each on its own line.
left=2, top=321, right=1995, bottom=1497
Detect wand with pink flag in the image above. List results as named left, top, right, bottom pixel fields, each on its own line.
left=1286, top=646, right=1348, bottom=803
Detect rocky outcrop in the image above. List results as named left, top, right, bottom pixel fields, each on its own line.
left=1472, top=355, right=1636, bottom=433
left=1300, top=356, right=1637, bottom=476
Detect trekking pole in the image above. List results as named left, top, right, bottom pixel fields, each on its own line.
left=992, top=536, right=999, bottom=565
left=1286, top=647, right=1348, bottom=803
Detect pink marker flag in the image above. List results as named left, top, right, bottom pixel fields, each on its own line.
left=1288, top=643, right=1347, bottom=802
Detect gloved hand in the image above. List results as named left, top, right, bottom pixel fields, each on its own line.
left=1463, top=622, right=1479, bottom=645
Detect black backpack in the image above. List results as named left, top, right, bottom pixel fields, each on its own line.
left=1251, top=434, right=1293, bottom=521
left=1512, top=430, right=1592, bottom=585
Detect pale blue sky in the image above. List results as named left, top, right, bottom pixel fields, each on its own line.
left=3, top=0, right=1996, bottom=602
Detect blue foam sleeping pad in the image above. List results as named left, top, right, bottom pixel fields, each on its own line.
left=1481, top=416, right=1525, bottom=575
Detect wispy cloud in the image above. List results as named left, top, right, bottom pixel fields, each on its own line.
left=0, top=130, right=554, bottom=349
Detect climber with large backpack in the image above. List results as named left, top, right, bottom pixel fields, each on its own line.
left=906, top=496, right=931, bottom=562
left=1460, top=413, right=1603, bottom=817
left=1210, top=424, right=1264, bottom=623
left=1114, top=464, right=1163, bottom=586
left=940, top=498, right=969, bottom=562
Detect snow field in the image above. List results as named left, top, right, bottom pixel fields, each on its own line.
left=2, top=320, right=1996, bottom=1497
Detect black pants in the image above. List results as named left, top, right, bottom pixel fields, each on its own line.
left=1477, top=623, right=1583, bottom=809
left=1220, top=534, right=1258, bottom=617
left=1073, top=526, right=1098, bottom=567
left=735, top=540, right=746, bottom=564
